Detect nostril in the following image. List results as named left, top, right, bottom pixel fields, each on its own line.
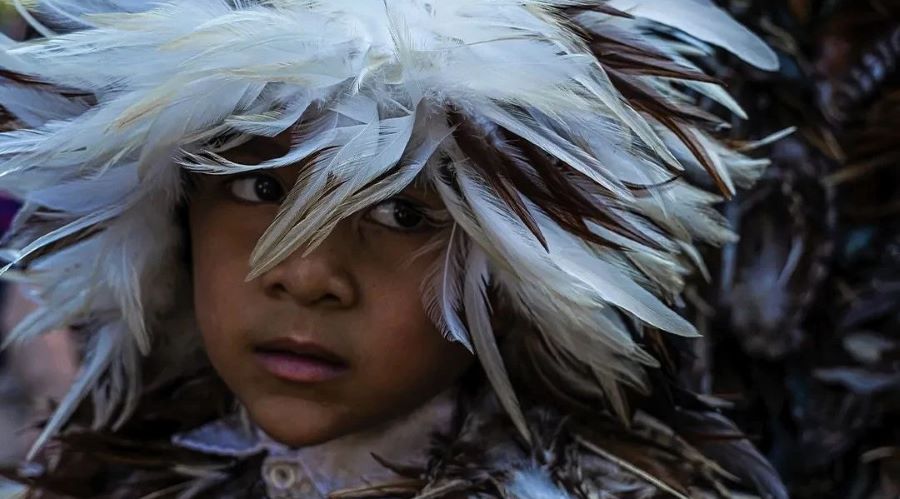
left=266, top=280, right=345, bottom=307
left=316, top=293, right=343, bottom=306
left=268, top=282, right=289, bottom=298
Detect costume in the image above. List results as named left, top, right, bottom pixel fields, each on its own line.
left=0, top=1, right=788, bottom=497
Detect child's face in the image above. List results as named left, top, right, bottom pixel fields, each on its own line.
left=187, top=138, right=473, bottom=446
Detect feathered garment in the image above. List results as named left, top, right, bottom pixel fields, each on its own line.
left=9, top=377, right=787, bottom=498
left=0, top=0, right=784, bottom=496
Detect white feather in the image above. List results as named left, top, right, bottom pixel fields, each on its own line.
left=606, top=0, right=779, bottom=70
left=0, top=201, right=128, bottom=273
left=27, top=322, right=123, bottom=460
left=422, top=223, right=473, bottom=351
left=507, top=469, right=572, bottom=499
left=464, top=244, right=531, bottom=444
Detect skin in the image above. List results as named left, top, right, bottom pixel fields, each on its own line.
left=187, top=137, right=473, bottom=447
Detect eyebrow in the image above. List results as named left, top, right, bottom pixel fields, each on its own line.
left=401, top=183, right=445, bottom=210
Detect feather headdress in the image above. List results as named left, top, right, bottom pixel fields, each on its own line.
left=0, top=0, right=777, bottom=458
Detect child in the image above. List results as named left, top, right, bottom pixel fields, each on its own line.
left=0, top=1, right=786, bottom=497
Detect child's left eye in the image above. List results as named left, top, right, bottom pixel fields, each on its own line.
left=364, top=199, right=433, bottom=232
left=228, top=174, right=285, bottom=204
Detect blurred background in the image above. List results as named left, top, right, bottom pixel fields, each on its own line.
left=0, top=2, right=897, bottom=499
left=0, top=5, right=79, bottom=495
left=679, top=2, right=899, bottom=498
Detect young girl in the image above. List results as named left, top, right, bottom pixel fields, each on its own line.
left=0, top=1, right=786, bottom=497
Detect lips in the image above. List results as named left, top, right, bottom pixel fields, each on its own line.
left=253, top=338, right=348, bottom=383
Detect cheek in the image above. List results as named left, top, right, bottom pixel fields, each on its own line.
left=188, top=201, right=270, bottom=366
left=352, top=266, right=473, bottom=399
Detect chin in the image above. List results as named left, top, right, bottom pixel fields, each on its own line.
left=258, top=422, right=337, bottom=448
left=245, top=393, right=354, bottom=448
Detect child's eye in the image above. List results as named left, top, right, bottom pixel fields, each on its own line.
left=364, top=199, right=435, bottom=232
left=228, top=174, right=285, bottom=204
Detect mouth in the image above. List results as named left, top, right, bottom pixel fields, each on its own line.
left=253, top=337, right=349, bottom=384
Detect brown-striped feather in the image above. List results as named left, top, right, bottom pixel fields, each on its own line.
left=449, top=110, right=550, bottom=250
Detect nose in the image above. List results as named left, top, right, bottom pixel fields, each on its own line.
left=257, top=239, right=358, bottom=309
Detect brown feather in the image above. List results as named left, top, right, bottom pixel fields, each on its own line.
left=449, top=110, right=550, bottom=250
left=604, top=69, right=733, bottom=196
left=506, top=131, right=671, bottom=251
left=592, top=41, right=722, bottom=84
left=564, top=4, right=634, bottom=20
left=657, top=113, right=732, bottom=197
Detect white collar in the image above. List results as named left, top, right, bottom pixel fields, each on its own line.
left=173, top=390, right=457, bottom=498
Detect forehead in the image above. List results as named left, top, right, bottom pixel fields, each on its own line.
left=225, top=132, right=293, bottom=163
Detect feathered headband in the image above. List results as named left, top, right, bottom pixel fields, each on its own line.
left=0, top=0, right=777, bottom=456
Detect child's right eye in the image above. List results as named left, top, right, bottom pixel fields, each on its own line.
left=227, top=174, right=285, bottom=204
